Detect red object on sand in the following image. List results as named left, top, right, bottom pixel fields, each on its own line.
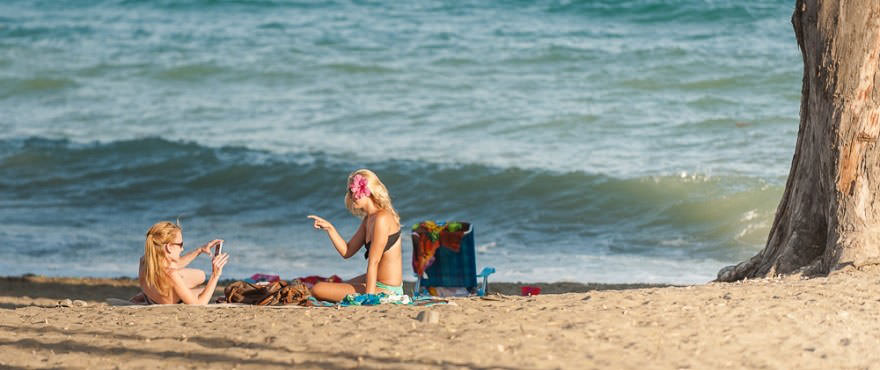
left=520, top=286, right=541, bottom=296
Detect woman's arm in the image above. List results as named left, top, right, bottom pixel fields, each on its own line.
left=364, top=213, right=392, bottom=294
left=169, top=253, right=228, bottom=305
left=308, top=215, right=366, bottom=259
left=177, top=239, right=221, bottom=268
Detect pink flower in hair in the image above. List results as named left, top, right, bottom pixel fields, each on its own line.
left=350, top=174, right=371, bottom=200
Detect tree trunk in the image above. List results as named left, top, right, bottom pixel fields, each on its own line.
left=717, top=0, right=880, bottom=282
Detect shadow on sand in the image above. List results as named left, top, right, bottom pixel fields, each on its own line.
left=1, top=324, right=519, bottom=369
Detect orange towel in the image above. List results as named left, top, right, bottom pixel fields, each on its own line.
left=412, top=222, right=466, bottom=276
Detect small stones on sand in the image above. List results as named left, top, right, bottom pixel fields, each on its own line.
left=416, top=311, right=440, bottom=324
left=57, top=298, right=87, bottom=307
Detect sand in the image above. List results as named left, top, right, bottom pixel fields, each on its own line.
left=1, top=272, right=879, bottom=369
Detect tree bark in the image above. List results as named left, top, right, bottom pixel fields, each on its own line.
left=717, top=0, right=880, bottom=282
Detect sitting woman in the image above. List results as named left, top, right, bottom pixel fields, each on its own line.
left=132, top=221, right=229, bottom=304
left=307, top=169, right=403, bottom=302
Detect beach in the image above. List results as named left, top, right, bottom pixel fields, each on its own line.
left=2, top=271, right=879, bottom=369
left=0, top=1, right=849, bottom=368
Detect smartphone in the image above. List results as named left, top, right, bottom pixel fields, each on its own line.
left=214, top=241, right=223, bottom=256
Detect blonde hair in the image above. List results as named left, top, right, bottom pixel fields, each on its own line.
left=143, top=221, right=181, bottom=297
left=345, top=169, right=400, bottom=224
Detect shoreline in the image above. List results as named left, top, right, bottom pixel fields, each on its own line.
left=3, top=271, right=879, bottom=368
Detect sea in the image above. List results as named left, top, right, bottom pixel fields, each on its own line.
left=0, top=0, right=801, bottom=284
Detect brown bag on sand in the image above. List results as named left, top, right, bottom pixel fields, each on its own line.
left=224, top=280, right=312, bottom=306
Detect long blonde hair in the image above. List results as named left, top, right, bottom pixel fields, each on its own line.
left=345, top=169, right=400, bottom=224
left=143, top=221, right=181, bottom=296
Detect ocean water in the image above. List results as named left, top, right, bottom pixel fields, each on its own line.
left=0, top=0, right=801, bottom=284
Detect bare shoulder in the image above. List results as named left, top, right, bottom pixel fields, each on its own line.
left=372, top=210, right=399, bottom=230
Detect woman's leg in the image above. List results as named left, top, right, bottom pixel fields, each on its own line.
left=311, top=282, right=365, bottom=302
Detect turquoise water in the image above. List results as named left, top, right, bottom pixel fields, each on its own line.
left=0, top=0, right=800, bottom=283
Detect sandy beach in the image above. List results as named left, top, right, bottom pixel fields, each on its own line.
left=2, top=272, right=879, bottom=369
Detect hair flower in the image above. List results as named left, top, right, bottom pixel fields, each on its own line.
left=350, top=174, right=371, bottom=200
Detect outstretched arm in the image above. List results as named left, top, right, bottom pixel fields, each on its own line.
left=177, top=239, right=221, bottom=268
left=170, top=253, right=228, bottom=305
left=308, top=215, right=366, bottom=259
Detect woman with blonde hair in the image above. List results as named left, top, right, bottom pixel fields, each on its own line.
left=307, top=169, right=402, bottom=302
left=132, top=221, right=229, bottom=304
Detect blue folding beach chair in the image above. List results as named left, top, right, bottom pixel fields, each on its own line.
left=411, top=221, right=495, bottom=297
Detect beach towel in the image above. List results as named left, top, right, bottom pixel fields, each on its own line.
left=293, top=274, right=343, bottom=289
left=307, top=293, right=448, bottom=307
left=107, top=294, right=447, bottom=308
left=104, top=298, right=310, bottom=308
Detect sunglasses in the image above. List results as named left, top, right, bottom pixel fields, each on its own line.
left=168, top=242, right=184, bottom=250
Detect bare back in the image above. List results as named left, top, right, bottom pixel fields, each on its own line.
left=138, top=257, right=175, bottom=304
left=364, top=210, right=403, bottom=286
left=139, top=257, right=206, bottom=304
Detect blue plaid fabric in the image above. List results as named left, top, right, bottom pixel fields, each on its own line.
left=414, top=222, right=477, bottom=289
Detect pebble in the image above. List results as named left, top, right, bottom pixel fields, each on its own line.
left=73, top=300, right=88, bottom=307
left=58, top=299, right=73, bottom=307
left=416, top=311, right=440, bottom=324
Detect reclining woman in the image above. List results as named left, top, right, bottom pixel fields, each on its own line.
left=308, top=169, right=403, bottom=302
left=131, top=221, right=229, bottom=304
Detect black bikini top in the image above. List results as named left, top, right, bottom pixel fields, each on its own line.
left=364, top=230, right=401, bottom=259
